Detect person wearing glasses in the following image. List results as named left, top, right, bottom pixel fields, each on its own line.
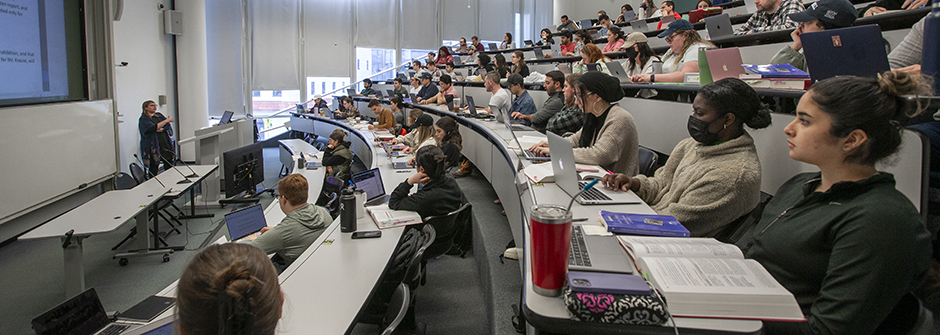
left=246, top=173, right=331, bottom=267
left=631, top=20, right=714, bottom=83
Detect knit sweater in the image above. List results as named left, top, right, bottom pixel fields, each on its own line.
left=633, top=133, right=762, bottom=236
left=567, top=104, right=639, bottom=176
left=247, top=203, right=332, bottom=266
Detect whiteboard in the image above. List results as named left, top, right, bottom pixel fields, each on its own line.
left=0, top=100, right=117, bottom=224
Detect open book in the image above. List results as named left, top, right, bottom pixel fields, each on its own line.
left=367, top=204, right=422, bottom=229
left=619, top=236, right=805, bottom=321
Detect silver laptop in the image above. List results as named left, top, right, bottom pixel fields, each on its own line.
left=347, top=88, right=356, bottom=97
left=533, top=47, right=545, bottom=60
left=488, top=42, right=499, bottom=51
left=705, top=13, right=734, bottom=40
left=550, top=43, right=562, bottom=58
left=606, top=61, right=633, bottom=83
left=569, top=224, right=635, bottom=274
left=452, top=55, right=461, bottom=63
left=352, top=168, right=389, bottom=206
left=580, top=19, right=593, bottom=29
left=630, top=19, right=649, bottom=33
left=502, top=115, right=549, bottom=161
left=547, top=132, right=644, bottom=205
left=660, top=14, right=677, bottom=26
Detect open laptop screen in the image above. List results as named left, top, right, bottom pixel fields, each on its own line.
left=32, top=288, right=111, bottom=335
left=219, top=111, right=234, bottom=125
left=352, top=168, right=386, bottom=202
left=225, top=204, right=266, bottom=241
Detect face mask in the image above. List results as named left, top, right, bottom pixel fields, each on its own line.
left=687, top=115, right=720, bottom=145
left=624, top=48, right=639, bottom=59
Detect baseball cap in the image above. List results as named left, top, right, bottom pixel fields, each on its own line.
left=415, top=114, right=433, bottom=127
left=788, top=0, right=856, bottom=27
left=621, top=32, right=649, bottom=49
left=363, top=78, right=372, bottom=84
left=506, top=73, right=525, bottom=86
left=419, top=72, right=432, bottom=80
left=314, top=94, right=323, bottom=100
left=657, top=19, right=694, bottom=38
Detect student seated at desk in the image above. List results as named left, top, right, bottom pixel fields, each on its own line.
left=602, top=26, right=626, bottom=53
left=434, top=46, right=453, bottom=65
left=426, top=61, right=443, bottom=81
left=558, top=15, right=580, bottom=32
left=602, top=78, right=771, bottom=236
left=392, top=114, right=436, bottom=154
left=442, top=62, right=459, bottom=80
left=312, top=94, right=329, bottom=111
left=429, top=75, right=457, bottom=105
left=734, top=0, right=803, bottom=35
left=508, top=51, right=530, bottom=78
left=615, top=4, right=635, bottom=23
left=512, top=70, right=565, bottom=133
left=530, top=71, right=639, bottom=175
left=571, top=31, right=592, bottom=57
left=389, top=97, right=407, bottom=127
left=738, top=72, right=932, bottom=335
left=696, top=0, right=712, bottom=10
left=656, top=1, right=683, bottom=29
left=435, top=116, right=463, bottom=170
left=368, top=99, right=396, bottom=130
left=463, top=45, right=479, bottom=65
left=454, top=37, right=470, bottom=53
left=639, top=0, right=657, bottom=19
left=859, top=0, right=928, bottom=16
left=558, top=31, right=577, bottom=57
left=572, top=43, right=612, bottom=74
left=402, top=109, right=423, bottom=134
left=245, top=174, right=332, bottom=266
left=415, top=73, right=439, bottom=103
left=494, top=54, right=510, bottom=78
left=475, top=53, right=494, bottom=76
left=507, top=73, right=538, bottom=126
left=536, top=28, right=554, bottom=46
left=621, top=32, right=661, bottom=77
left=471, top=35, right=485, bottom=52
left=770, top=0, right=856, bottom=72
left=597, top=14, right=613, bottom=37
left=631, top=20, right=713, bottom=83
left=545, top=73, right=585, bottom=136
left=323, top=129, right=353, bottom=181
left=177, top=243, right=283, bottom=335
left=392, top=77, right=409, bottom=98
left=409, top=76, right=422, bottom=95
left=499, top=32, right=513, bottom=50
left=389, top=146, right=464, bottom=221
left=359, top=78, right=376, bottom=96
left=338, top=97, right=360, bottom=119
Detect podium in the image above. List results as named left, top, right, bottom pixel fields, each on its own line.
left=179, top=117, right=254, bottom=204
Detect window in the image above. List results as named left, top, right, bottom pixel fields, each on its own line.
left=252, top=91, right=260, bottom=97
left=355, top=48, right=396, bottom=90
left=306, top=77, right=350, bottom=102
left=272, top=90, right=282, bottom=97
left=250, top=89, right=300, bottom=141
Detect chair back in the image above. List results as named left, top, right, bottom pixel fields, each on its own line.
left=113, top=172, right=137, bottom=190
left=129, top=163, right=146, bottom=184
left=420, top=203, right=471, bottom=260
left=381, top=283, right=411, bottom=335
left=637, top=146, right=658, bottom=176
left=403, top=225, right=435, bottom=288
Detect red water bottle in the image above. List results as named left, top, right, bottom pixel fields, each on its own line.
left=529, top=204, right=573, bottom=297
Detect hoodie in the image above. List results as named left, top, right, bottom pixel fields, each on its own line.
left=247, top=203, right=332, bottom=266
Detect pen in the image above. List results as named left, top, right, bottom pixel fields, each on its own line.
left=573, top=218, right=588, bottom=222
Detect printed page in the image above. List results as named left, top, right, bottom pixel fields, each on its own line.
left=619, top=236, right=743, bottom=259
left=639, top=257, right=784, bottom=293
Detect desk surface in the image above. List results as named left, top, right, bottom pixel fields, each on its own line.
left=20, top=188, right=167, bottom=239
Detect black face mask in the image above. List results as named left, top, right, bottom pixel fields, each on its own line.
left=624, top=48, right=639, bottom=59
left=687, top=115, right=720, bottom=145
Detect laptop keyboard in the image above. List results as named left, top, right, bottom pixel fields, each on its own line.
left=365, top=196, right=388, bottom=207
left=98, top=324, right=131, bottom=335
left=569, top=226, right=591, bottom=267
left=578, top=181, right=612, bottom=201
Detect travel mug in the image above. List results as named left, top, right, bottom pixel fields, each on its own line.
left=529, top=204, right=573, bottom=297
left=354, top=189, right=366, bottom=219
left=340, top=187, right=357, bottom=232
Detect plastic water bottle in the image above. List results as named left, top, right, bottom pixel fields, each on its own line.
left=922, top=0, right=940, bottom=95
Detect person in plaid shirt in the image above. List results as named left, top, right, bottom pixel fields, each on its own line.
left=546, top=73, right=585, bottom=136
left=734, top=0, right=804, bottom=35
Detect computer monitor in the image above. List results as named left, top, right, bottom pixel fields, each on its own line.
left=222, top=142, right=265, bottom=198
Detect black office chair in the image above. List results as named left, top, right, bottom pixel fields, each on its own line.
left=637, top=146, right=659, bottom=177
left=713, top=192, right=773, bottom=244
left=113, top=173, right=137, bottom=190
left=359, top=226, right=432, bottom=329
left=421, top=203, right=471, bottom=261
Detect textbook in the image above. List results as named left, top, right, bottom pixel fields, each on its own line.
left=619, top=236, right=805, bottom=321
left=742, top=78, right=811, bottom=90
left=600, top=211, right=690, bottom=237
left=367, top=204, right=423, bottom=229
left=740, top=64, right=810, bottom=79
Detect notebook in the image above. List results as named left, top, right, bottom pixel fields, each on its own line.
left=705, top=13, right=734, bottom=40
left=117, top=295, right=175, bottom=323
left=224, top=204, right=267, bottom=242
left=802, top=25, right=890, bottom=83
left=503, top=116, right=550, bottom=161
left=568, top=224, right=635, bottom=274
left=32, top=288, right=144, bottom=335
left=606, top=61, right=633, bottom=83
left=352, top=168, right=389, bottom=206
left=547, top=132, right=644, bottom=205
left=218, top=110, right=234, bottom=125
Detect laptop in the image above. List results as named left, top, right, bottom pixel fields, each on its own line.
left=495, top=105, right=534, bottom=130
left=606, top=61, right=633, bottom=83
left=630, top=19, right=648, bottom=33
left=660, top=14, right=677, bottom=26
left=460, top=96, right=493, bottom=119
left=123, top=314, right=175, bottom=335
left=622, top=10, right=636, bottom=22
left=386, top=89, right=395, bottom=98
left=706, top=47, right=746, bottom=81
left=580, top=19, right=594, bottom=29
left=407, top=93, right=418, bottom=104
left=392, top=160, right=413, bottom=169
left=503, top=116, right=550, bottom=161
left=218, top=110, right=234, bottom=125
left=802, top=25, right=890, bottom=83
left=547, top=132, right=644, bottom=205
left=375, top=90, right=384, bottom=99
left=32, top=288, right=146, bottom=335
left=524, top=40, right=534, bottom=47
left=585, top=63, right=600, bottom=72
left=488, top=42, right=499, bottom=51
left=452, top=55, right=461, bottom=64
left=295, top=104, right=305, bottom=113
left=352, top=168, right=389, bottom=206
left=225, top=204, right=267, bottom=242
left=568, top=224, right=635, bottom=274
left=705, top=13, right=734, bottom=40
left=533, top=47, right=545, bottom=60
left=347, top=88, right=357, bottom=97
left=550, top=43, right=562, bottom=58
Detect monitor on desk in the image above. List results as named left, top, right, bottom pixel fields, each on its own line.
left=222, top=142, right=265, bottom=198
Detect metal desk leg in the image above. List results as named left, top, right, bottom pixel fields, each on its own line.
left=179, top=182, right=213, bottom=220
left=114, top=205, right=177, bottom=263
left=62, top=235, right=85, bottom=299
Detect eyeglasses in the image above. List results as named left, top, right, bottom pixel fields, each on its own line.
left=665, top=33, right=677, bottom=43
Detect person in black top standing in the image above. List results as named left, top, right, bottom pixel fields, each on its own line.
left=138, top=100, right=174, bottom=178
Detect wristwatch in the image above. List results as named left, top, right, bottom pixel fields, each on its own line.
left=650, top=74, right=656, bottom=83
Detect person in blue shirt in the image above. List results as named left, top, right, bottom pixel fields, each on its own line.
left=507, top=73, right=536, bottom=126
left=415, top=72, right=439, bottom=103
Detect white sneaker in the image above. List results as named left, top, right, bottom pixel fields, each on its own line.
left=503, top=247, right=521, bottom=260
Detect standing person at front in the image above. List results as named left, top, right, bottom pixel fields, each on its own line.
left=512, top=70, right=565, bottom=133
left=138, top=100, right=174, bottom=178
left=735, top=0, right=804, bottom=34
left=389, top=146, right=464, bottom=221
left=506, top=73, right=537, bottom=126
left=247, top=174, right=332, bottom=266
left=737, top=72, right=932, bottom=335
left=530, top=71, right=639, bottom=175
left=322, top=129, right=353, bottom=181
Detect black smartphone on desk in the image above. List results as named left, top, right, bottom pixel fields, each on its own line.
left=351, top=231, right=382, bottom=239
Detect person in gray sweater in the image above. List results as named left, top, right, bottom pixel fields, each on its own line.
left=511, top=71, right=566, bottom=133
left=248, top=174, right=331, bottom=266
left=602, top=78, right=772, bottom=236
left=770, top=0, right=856, bottom=72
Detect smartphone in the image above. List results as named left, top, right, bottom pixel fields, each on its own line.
left=567, top=271, right=651, bottom=295
left=351, top=230, right=382, bottom=239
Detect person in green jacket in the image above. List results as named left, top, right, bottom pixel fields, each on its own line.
left=248, top=173, right=332, bottom=267
left=359, top=78, right=376, bottom=96
left=769, top=0, right=856, bottom=72
left=323, top=129, right=353, bottom=182
left=738, top=71, right=933, bottom=334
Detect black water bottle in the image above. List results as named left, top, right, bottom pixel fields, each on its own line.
left=340, top=186, right=357, bottom=232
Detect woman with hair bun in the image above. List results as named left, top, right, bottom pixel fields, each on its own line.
left=602, top=78, right=772, bottom=236
left=176, top=243, right=282, bottom=335
left=738, top=72, right=933, bottom=334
